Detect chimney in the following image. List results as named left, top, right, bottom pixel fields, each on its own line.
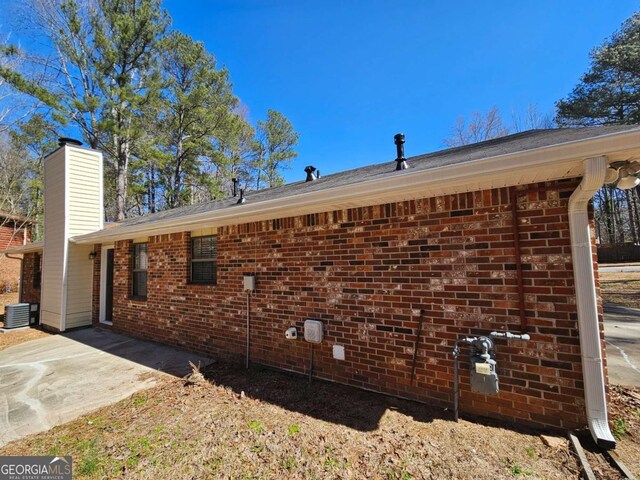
left=394, top=133, right=409, bottom=170
left=40, top=139, right=103, bottom=332
left=305, top=165, right=318, bottom=182
left=232, top=177, right=238, bottom=197
left=57, top=137, right=83, bottom=147
left=237, top=188, right=246, bottom=204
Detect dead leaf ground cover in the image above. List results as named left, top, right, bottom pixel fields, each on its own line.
left=0, top=327, right=51, bottom=350
left=0, top=292, right=18, bottom=310
left=1, top=362, right=583, bottom=479
left=599, top=271, right=640, bottom=309
left=607, top=385, right=640, bottom=476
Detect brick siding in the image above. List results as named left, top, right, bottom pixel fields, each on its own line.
left=0, top=223, right=29, bottom=292
left=92, top=179, right=602, bottom=430
left=21, top=252, right=41, bottom=304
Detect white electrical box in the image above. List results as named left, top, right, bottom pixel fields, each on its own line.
left=332, top=344, right=345, bottom=360
left=243, top=275, right=256, bottom=291
left=304, top=319, right=323, bottom=343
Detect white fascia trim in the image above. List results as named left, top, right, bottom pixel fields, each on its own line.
left=98, top=150, right=104, bottom=231
left=71, top=127, right=640, bottom=245
left=568, top=155, right=616, bottom=449
left=61, top=146, right=69, bottom=332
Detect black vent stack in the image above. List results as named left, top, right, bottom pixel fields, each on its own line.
left=394, top=133, right=408, bottom=170
left=237, top=188, right=246, bottom=204
left=305, top=165, right=318, bottom=182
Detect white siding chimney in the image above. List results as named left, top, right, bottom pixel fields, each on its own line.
left=40, top=143, right=103, bottom=331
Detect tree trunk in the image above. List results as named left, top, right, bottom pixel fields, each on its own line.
left=171, top=137, right=184, bottom=209
left=148, top=161, right=156, bottom=214
left=626, top=189, right=638, bottom=244
left=613, top=188, right=625, bottom=243
left=115, top=137, right=129, bottom=221
left=602, top=186, right=614, bottom=243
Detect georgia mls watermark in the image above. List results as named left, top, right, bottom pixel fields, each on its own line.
left=0, top=456, right=72, bottom=480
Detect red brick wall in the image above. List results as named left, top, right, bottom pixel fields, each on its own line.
left=93, top=180, right=597, bottom=430
left=0, top=223, right=29, bottom=292
left=21, top=252, right=42, bottom=304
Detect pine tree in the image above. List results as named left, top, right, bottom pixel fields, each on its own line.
left=254, top=110, right=299, bottom=189
left=556, top=13, right=640, bottom=126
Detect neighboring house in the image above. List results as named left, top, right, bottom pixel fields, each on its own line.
left=5, top=127, right=640, bottom=448
left=0, top=211, right=33, bottom=294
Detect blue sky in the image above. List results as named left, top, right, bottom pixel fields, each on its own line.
left=164, top=1, right=638, bottom=182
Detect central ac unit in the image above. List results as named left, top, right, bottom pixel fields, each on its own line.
left=4, top=303, right=30, bottom=329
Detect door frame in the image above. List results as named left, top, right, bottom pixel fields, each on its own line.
left=99, top=245, right=114, bottom=325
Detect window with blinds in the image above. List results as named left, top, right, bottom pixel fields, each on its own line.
left=191, top=236, right=217, bottom=284
left=132, top=243, right=148, bottom=298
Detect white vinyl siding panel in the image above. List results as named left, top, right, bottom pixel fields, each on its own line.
left=67, top=148, right=103, bottom=237
left=41, top=149, right=66, bottom=331
left=65, top=243, right=93, bottom=328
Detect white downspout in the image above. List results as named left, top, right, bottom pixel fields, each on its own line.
left=568, top=155, right=616, bottom=449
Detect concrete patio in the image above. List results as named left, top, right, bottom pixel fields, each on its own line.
left=0, top=328, right=209, bottom=446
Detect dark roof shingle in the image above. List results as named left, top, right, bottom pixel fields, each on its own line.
left=110, top=126, right=640, bottom=231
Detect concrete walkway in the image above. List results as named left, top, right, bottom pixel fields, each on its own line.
left=0, top=328, right=209, bottom=447
left=604, top=303, right=640, bottom=387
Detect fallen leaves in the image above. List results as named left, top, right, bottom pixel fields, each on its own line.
left=1, top=361, right=586, bottom=479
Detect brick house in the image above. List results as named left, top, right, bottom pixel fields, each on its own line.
left=5, top=126, right=640, bottom=448
left=0, top=211, right=33, bottom=295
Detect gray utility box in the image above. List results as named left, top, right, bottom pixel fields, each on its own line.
left=29, top=303, right=40, bottom=325
left=304, top=319, right=323, bottom=343
left=4, top=303, right=30, bottom=329
left=469, top=336, right=499, bottom=396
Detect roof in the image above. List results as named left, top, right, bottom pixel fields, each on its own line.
left=73, top=125, right=640, bottom=244
left=2, top=241, right=43, bottom=255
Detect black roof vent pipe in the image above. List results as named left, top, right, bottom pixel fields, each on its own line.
left=232, top=177, right=238, bottom=197
left=58, top=137, right=83, bottom=147
left=305, top=165, right=318, bottom=182
left=394, top=133, right=408, bottom=170
left=237, top=188, right=246, bottom=204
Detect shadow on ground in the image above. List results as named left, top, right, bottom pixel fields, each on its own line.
left=198, top=360, right=551, bottom=436
left=59, top=328, right=209, bottom=377
left=604, top=303, right=640, bottom=321
left=59, top=328, right=558, bottom=437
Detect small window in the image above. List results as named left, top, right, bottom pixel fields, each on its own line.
left=191, top=236, right=217, bottom=284
left=132, top=243, right=148, bottom=298
left=33, top=252, right=42, bottom=289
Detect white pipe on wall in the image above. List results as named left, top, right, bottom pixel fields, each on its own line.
left=568, top=155, right=616, bottom=449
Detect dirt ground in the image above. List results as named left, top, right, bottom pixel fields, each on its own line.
left=606, top=385, right=640, bottom=476
left=599, top=271, right=640, bottom=309
left=1, top=362, right=585, bottom=479
left=0, top=291, right=19, bottom=311
left=0, top=327, right=51, bottom=350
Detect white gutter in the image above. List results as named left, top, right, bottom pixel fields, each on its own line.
left=568, top=155, right=616, bottom=449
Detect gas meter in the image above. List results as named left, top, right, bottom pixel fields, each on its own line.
left=453, top=331, right=530, bottom=421
left=468, top=336, right=498, bottom=396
